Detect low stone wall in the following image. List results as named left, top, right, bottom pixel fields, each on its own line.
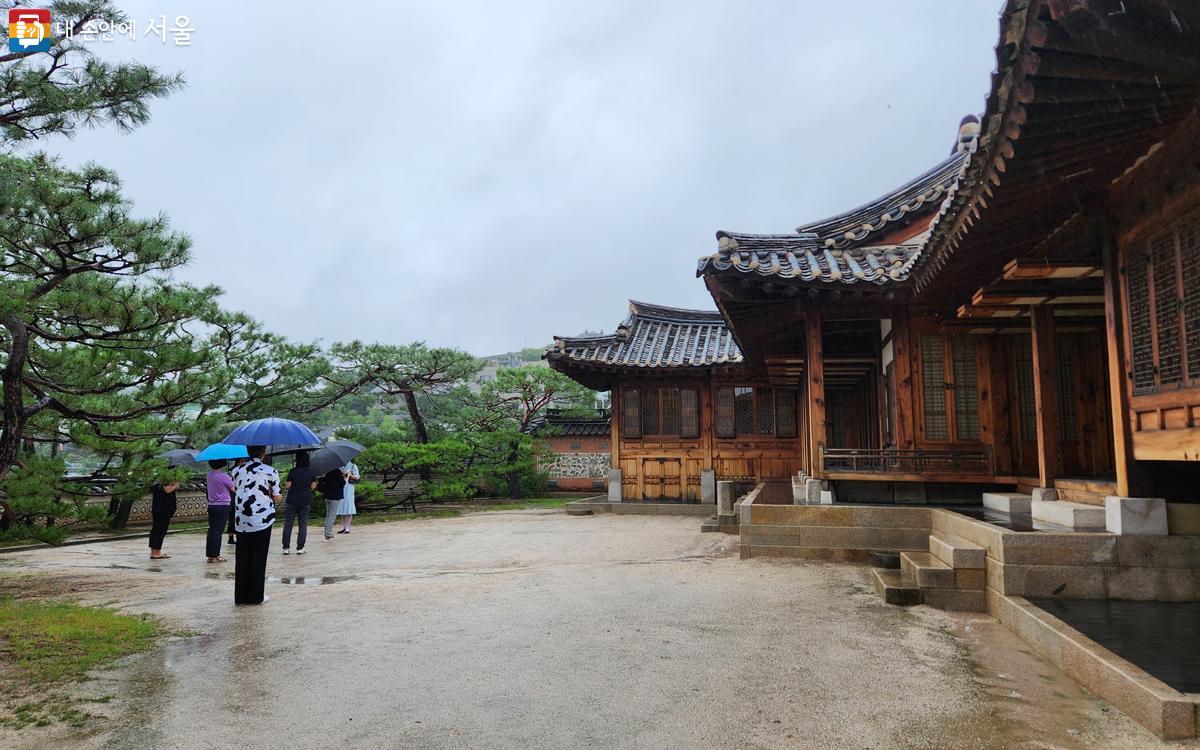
left=738, top=494, right=932, bottom=562
left=84, top=490, right=210, bottom=524
left=542, top=452, right=609, bottom=480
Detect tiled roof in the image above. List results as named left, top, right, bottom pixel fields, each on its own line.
left=528, top=414, right=611, bottom=437
left=697, top=150, right=968, bottom=285
left=547, top=301, right=742, bottom=372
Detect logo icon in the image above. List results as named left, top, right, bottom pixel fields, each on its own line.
left=8, top=8, right=51, bottom=53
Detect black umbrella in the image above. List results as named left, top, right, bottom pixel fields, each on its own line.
left=308, top=441, right=365, bottom=475
left=157, top=449, right=201, bottom=469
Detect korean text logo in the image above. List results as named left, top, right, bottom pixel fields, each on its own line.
left=8, top=8, right=51, bottom=53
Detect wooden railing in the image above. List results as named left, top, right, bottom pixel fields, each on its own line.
left=822, top=447, right=990, bottom=476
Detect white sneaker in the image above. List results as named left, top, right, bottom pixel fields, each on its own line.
left=296, top=548, right=306, bottom=555
left=260, top=595, right=270, bottom=605
left=282, top=548, right=290, bottom=555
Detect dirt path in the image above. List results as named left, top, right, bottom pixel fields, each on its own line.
left=0, top=511, right=1181, bottom=749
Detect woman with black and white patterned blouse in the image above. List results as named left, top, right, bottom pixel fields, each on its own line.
left=232, top=446, right=282, bottom=605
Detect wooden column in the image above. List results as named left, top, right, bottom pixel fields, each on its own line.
left=609, top=386, right=621, bottom=469
left=806, top=312, right=826, bottom=477
left=1030, top=304, right=1062, bottom=489
left=891, top=309, right=916, bottom=449
left=1101, top=233, right=1139, bottom=496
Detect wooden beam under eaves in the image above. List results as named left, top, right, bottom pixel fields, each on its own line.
left=957, top=303, right=1105, bottom=319
left=970, top=284, right=1104, bottom=307
left=1002, top=258, right=1102, bottom=281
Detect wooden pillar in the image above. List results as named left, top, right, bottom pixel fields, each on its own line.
left=1102, top=233, right=1139, bottom=496
left=610, top=385, right=621, bottom=470
left=891, top=309, right=916, bottom=449
left=1030, top=305, right=1061, bottom=489
left=806, top=312, right=826, bottom=477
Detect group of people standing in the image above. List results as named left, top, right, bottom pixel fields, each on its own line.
left=147, top=448, right=361, bottom=606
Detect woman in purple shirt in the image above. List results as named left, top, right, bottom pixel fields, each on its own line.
left=205, top=460, right=235, bottom=562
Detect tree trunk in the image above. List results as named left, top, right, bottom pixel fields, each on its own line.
left=0, top=315, right=29, bottom=528
left=401, top=389, right=432, bottom=482
left=505, top=441, right=522, bottom=500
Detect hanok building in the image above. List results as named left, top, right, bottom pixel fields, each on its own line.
left=548, top=0, right=1200, bottom=739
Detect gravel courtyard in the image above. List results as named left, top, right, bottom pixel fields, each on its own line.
left=0, top=510, right=1178, bottom=750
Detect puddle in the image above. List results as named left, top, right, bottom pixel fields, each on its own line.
left=267, top=576, right=353, bottom=585
left=202, top=573, right=353, bottom=585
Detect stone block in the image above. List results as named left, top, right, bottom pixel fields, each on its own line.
left=900, top=551, right=954, bottom=589
left=752, top=505, right=852, bottom=527
left=1105, top=496, right=1168, bottom=536
left=981, top=492, right=1032, bottom=514
left=1115, top=535, right=1200, bottom=568
left=1031, top=487, right=1059, bottom=503
left=852, top=506, right=932, bottom=530
left=929, top=509, right=1004, bottom=553
left=872, top=568, right=920, bottom=606
left=955, top=568, right=986, bottom=590
left=999, top=532, right=1117, bottom=566
left=921, top=588, right=986, bottom=612
left=928, top=533, right=985, bottom=569
left=717, top=480, right=736, bottom=517
left=1031, top=499, right=1107, bottom=529
left=818, top=489, right=835, bottom=505
left=1167, top=503, right=1200, bottom=536
left=993, top=563, right=1107, bottom=598
left=805, top=478, right=826, bottom=504
left=893, top=482, right=927, bottom=505
left=607, top=469, right=622, bottom=502
left=791, top=479, right=805, bottom=505
left=700, top=469, right=716, bottom=504
left=1103, top=566, right=1199, bottom=602
left=1060, top=632, right=1197, bottom=740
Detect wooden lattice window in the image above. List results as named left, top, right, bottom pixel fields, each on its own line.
left=624, top=387, right=698, bottom=439
left=951, top=337, right=980, bottom=440
left=1126, top=242, right=1155, bottom=393
left=1056, top=340, right=1079, bottom=443
left=921, top=335, right=948, bottom=440
left=1182, top=210, right=1200, bottom=382
left=715, top=387, right=735, bottom=438
left=1126, top=208, right=1200, bottom=394
left=680, top=389, right=699, bottom=438
left=1014, top=342, right=1037, bottom=443
left=775, top=389, right=797, bottom=438
left=622, top=388, right=640, bottom=438
left=715, top=386, right=794, bottom=437
left=920, top=334, right=981, bottom=442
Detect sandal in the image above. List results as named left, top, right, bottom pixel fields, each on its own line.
left=150, top=554, right=171, bottom=559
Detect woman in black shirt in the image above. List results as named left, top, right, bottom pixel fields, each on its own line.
left=148, top=482, right=179, bottom=559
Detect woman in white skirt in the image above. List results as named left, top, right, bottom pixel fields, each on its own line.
left=337, top=461, right=359, bottom=534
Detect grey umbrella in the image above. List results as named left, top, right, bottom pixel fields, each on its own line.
left=157, top=449, right=201, bottom=469
left=308, top=441, right=365, bottom=475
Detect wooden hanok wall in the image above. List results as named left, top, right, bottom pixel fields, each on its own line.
left=610, top=371, right=806, bottom=501
left=1111, top=115, right=1200, bottom=463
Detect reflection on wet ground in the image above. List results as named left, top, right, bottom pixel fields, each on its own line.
left=1031, top=598, right=1200, bottom=693
left=943, top=505, right=1072, bottom=532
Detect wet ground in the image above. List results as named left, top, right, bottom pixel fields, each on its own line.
left=0, top=511, right=1185, bottom=749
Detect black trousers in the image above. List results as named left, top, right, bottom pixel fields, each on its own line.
left=206, top=505, right=230, bottom=558
left=148, top=512, right=172, bottom=549
left=234, top=526, right=272, bottom=604
left=226, top=506, right=236, bottom=537
left=281, top=504, right=309, bottom=550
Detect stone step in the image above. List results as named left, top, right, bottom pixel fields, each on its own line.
left=928, top=533, right=985, bottom=569
left=921, top=587, right=987, bottom=612
left=900, top=551, right=955, bottom=589
left=566, top=507, right=594, bottom=516
left=982, top=491, right=1032, bottom=514
left=1031, top=498, right=1107, bottom=529
left=871, top=568, right=921, bottom=606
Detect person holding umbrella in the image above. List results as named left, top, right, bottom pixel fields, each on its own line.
left=148, top=480, right=179, bottom=559
left=338, top=460, right=360, bottom=534
left=205, top=460, right=235, bottom=562
left=231, top=445, right=282, bottom=605
left=281, top=451, right=317, bottom=555
left=320, top=467, right=346, bottom=542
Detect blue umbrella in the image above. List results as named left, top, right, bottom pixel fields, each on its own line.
left=224, top=417, right=321, bottom=447
left=194, top=443, right=250, bottom=461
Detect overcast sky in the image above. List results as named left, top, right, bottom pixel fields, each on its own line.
left=47, top=1, right=1000, bottom=356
